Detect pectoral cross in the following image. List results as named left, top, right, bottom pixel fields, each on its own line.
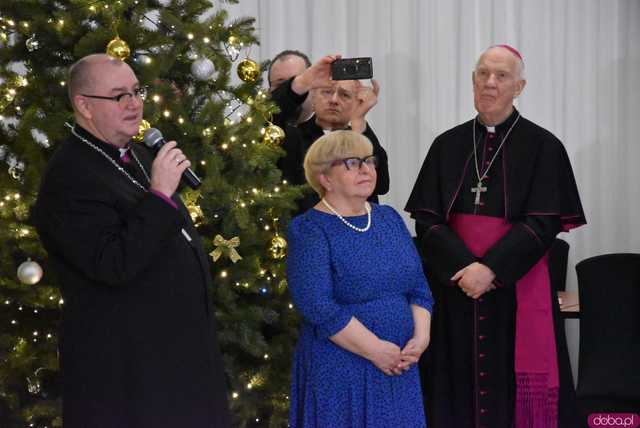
left=471, top=181, right=487, bottom=205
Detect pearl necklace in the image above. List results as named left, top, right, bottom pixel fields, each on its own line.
left=321, top=199, right=371, bottom=232
left=66, top=123, right=150, bottom=193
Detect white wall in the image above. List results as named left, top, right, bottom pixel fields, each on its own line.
left=225, top=0, right=640, bottom=383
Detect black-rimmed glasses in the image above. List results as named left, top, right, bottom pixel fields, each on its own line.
left=81, top=86, right=147, bottom=108
left=331, top=155, right=378, bottom=170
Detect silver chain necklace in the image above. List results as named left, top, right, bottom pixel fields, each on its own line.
left=470, top=114, right=520, bottom=205
left=321, top=199, right=371, bottom=232
left=66, top=123, right=150, bottom=193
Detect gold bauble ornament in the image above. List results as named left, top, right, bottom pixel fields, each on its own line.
left=17, top=258, right=43, bottom=285
left=182, top=189, right=204, bottom=226
left=187, top=204, right=204, bottom=226
left=237, top=58, right=259, bottom=83
left=269, top=235, right=287, bottom=260
left=133, top=119, right=151, bottom=143
left=262, top=123, right=285, bottom=146
left=106, top=36, right=130, bottom=61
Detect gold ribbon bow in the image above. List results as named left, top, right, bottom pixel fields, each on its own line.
left=210, top=235, right=242, bottom=263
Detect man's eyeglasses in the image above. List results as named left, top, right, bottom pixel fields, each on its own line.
left=81, top=86, right=147, bottom=108
left=331, top=155, right=378, bottom=170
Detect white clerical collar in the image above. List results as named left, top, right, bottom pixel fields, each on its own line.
left=486, top=125, right=496, bottom=133
left=322, top=120, right=351, bottom=134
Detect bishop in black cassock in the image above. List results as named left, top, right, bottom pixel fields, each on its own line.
left=406, top=46, right=586, bottom=428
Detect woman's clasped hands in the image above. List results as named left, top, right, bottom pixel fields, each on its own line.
left=370, top=335, right=430, bottom=376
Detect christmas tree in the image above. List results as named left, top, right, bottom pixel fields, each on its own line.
left=0, top=1, right=301, bottom=426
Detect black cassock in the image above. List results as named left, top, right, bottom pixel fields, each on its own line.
left=35, top=126, right=230, bottom=428
left=405, top=109, right=586, bottom=428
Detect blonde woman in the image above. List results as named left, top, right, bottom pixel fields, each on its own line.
left=286, top=130, right=433, bottom=427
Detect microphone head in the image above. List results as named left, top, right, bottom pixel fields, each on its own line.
left=142, top=128, right=164, bottom=149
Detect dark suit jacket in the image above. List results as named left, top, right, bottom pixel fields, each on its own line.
left=34, top=126, right=230, bottom=428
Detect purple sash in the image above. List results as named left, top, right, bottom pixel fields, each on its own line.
left=449, top=213, right=559, bottom=428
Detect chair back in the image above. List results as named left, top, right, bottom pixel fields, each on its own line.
left=575, top=253, right=640, bottom=407
left=549, top=238, right=570, bottom=292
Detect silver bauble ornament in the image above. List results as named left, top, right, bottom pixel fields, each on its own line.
left=17, top=259, right=43, bottom=285
left=191, top=57, right=216, bottom=81
left=6, top=153, right=17, bottom=168
left=31, top=128, right=50, bottom=148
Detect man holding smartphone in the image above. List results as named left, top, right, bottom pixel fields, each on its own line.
left=274, top=54, right=389, bottom=213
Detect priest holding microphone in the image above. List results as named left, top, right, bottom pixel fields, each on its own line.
left=34, top=53, right=230, bottom=427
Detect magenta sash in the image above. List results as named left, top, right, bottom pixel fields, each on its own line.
left=449, top=213, right=559, bottom=427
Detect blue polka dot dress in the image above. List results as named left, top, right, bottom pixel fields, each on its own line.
left=287, top=204, right=434, bottom=428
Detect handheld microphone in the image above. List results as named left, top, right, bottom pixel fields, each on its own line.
left=143, top=128, right=202, bottom=189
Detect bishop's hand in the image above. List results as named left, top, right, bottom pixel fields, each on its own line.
left=451, top=262, right=496, bottom=299
left=150, top=141, right=192, bottom=198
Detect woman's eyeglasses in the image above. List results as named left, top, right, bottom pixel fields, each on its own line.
left=331, top=155, right=378, bottom=170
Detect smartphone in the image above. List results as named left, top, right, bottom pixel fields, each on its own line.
left=331, top=57, right=373, bottom=80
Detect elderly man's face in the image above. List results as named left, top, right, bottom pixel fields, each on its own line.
left=80, top=61, right=143, bottom=146
left=313, top=80, right=358, bottom=129
left=269, top=56, right=308, bottom=91
left=472, top=48, right=525, bottom=124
